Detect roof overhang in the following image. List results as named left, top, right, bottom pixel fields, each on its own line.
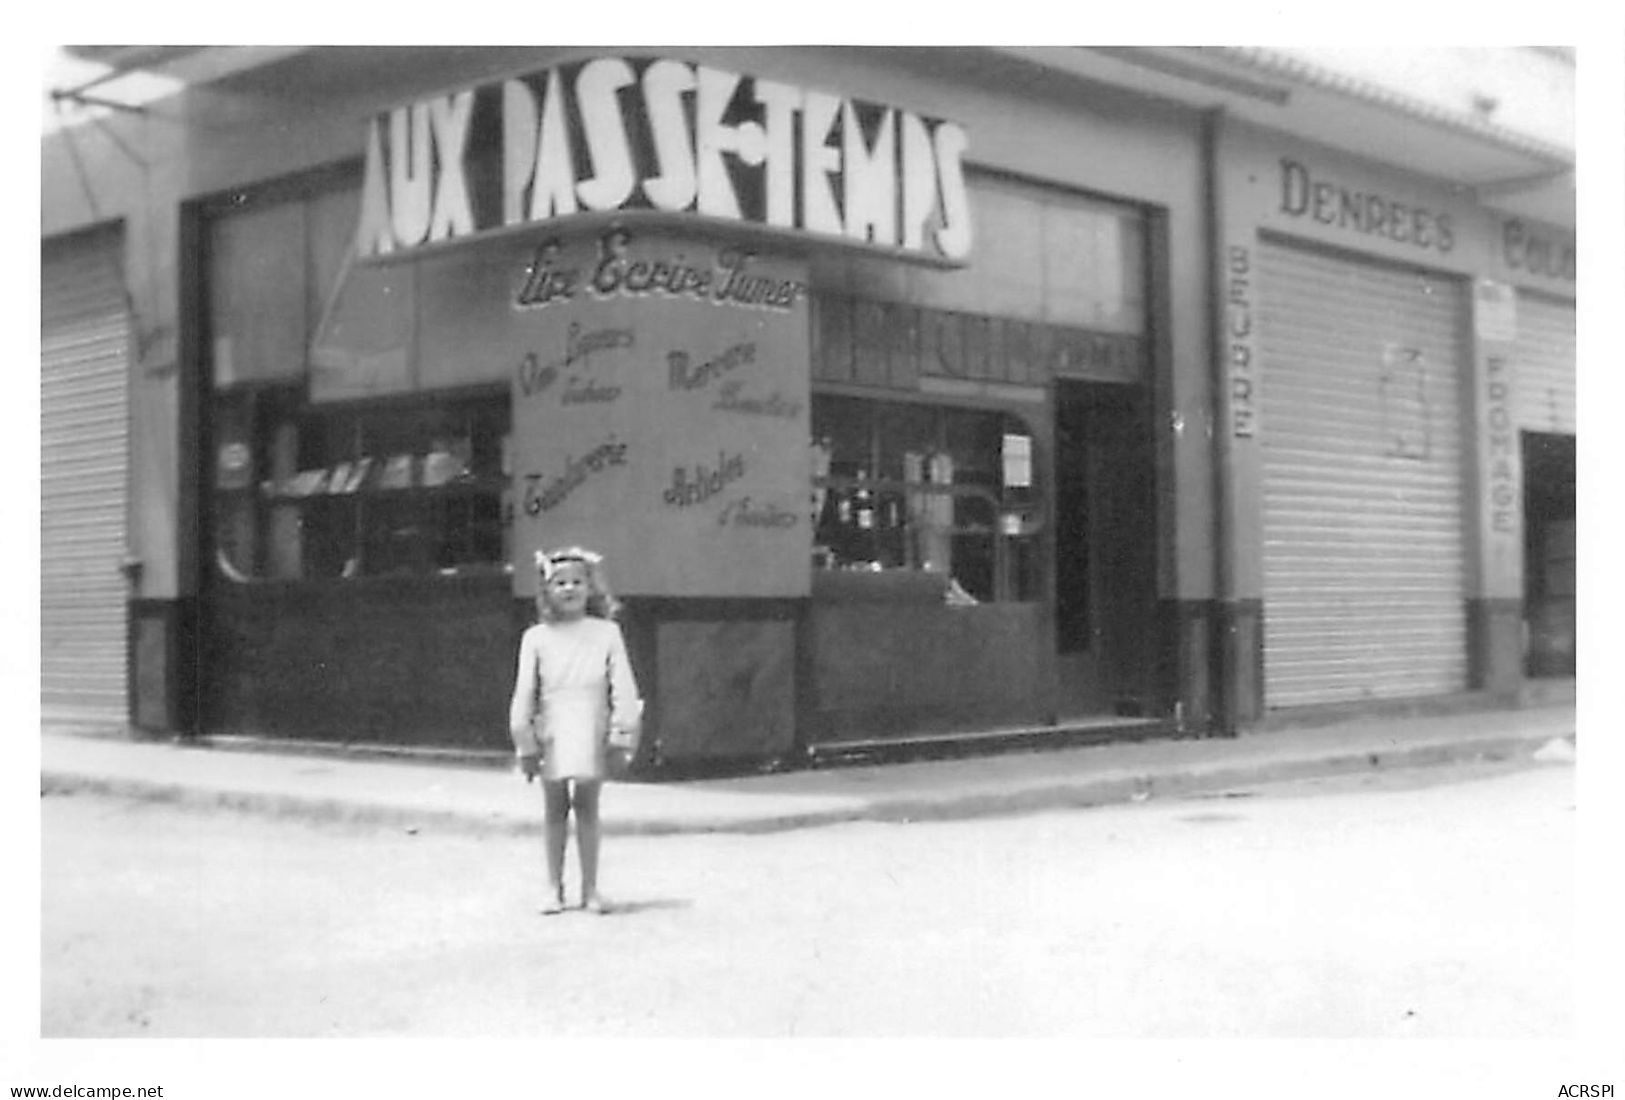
left=58, top=44, right=312, bottom=88
left=47, top=45, right=312, bottom=125
left=47, top=45, right=1576, bottom=229
left=993, top=46, right=1575, bottom=229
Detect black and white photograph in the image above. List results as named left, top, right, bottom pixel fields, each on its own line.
left=12, top=19, right=1624, bottom=1100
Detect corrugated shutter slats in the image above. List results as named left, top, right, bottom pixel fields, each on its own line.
left=41, top=230, right=129, bottom=720
left=1258, top=240, right=1469, bottom=707
left=1513, top=295, right=1575, bottom=434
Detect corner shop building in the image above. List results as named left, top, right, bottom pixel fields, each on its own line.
left=40, top=48, right=1575, bottom=767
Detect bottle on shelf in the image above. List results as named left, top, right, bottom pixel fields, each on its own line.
left=853, top=470, right=875, bottom=531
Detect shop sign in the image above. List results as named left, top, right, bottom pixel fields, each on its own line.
left=1225, top=244, right=1258, bottom=438
left=1277, top=158, right=1455, bottom=255
left=507, top=229, right=811, bottom=598
left=1046, top=329, right=1144, bottom=384
left=515, top=228, right=806, bottom=313
left=1479, top=353, right=1520, bottom=536
left=1500, top=218, right=1576, bottom=283
left=358, top=56, right=972, bottom=266
left=1474, top=278, right=1518, bottom=343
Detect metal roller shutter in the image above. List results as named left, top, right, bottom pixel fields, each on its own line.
left=1257, top=239, right=1470, bottom=707
left=41, top=228, right=130, bottom=720
left=1513, top=293, right=1575, bottom=435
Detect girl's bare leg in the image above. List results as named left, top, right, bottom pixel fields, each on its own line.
left=573, top=780, right=604, bottom=911
left=540, top=779, right=571, bottom=911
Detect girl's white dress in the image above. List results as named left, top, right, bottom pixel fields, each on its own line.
left=508, top=617, right=642, bottom=781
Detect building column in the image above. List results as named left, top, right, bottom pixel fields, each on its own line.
left=1465, top=278, right=1526, bottom=698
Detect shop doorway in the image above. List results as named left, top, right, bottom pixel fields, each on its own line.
left=1053, top=380, right=1157, bottom=718
left=1523, top=431, right=1575, bottom=678
left=1254, top=238, right=1470, bottom=705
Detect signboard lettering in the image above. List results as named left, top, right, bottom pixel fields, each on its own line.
left=663, top=451, right=748, bottom=508
left=668, top=342, right=756, bottom=392
left=1502, top=219, right=1576, bottom=282
left=713, top=381, right=802, bottom=420
left=1279, top=158, right=1454, bottom=254
left=718, top=496, right=800, bottom=529
left=516, top=322, right=634, bottom=402
left=522, top=436, right=630, bottom=515
left=1482, top=355, right=1518, bottom=534
left=518, top=230, right=807, bottom=313
left=1226, top=244, right=1258, bottom=438
left=360, top=57, right=973, bottom=265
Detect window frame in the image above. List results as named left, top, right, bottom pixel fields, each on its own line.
left=809, top=389, right=1045, bottom=604
left=209, top=380, right=513, bottom=587
left=200, top=164, right=520, bottom=589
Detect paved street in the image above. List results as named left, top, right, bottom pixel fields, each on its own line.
left=41, top=756, right=1574, bottom=1038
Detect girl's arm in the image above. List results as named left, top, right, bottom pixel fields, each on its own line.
left=508, top=628, right=542, bottom=757
left=606, top=624, right=644, bottom=737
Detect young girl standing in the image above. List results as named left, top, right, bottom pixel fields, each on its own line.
left=509, top=547, right=642, bottom=915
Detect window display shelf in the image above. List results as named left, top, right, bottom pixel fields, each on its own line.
left=254, top=474, right=507, bottom=503
left=811, top=567, right=949, bottom=605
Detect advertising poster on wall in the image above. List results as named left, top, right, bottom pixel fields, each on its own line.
left=507, top=226, right=812, bottom=597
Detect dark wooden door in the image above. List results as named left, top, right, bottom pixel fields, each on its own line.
left=1053, top=382, right=1156, bottom=717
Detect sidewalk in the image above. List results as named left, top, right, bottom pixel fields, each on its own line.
left=40, top=703, right=1577, bottom=838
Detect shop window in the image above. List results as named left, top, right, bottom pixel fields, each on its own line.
left=212, top=388, right=510, bottom=583
left=308, top=205, right=532, bottom=399
left=810, top=172, right=1146, bottom=334
left=205, top=172, right=513, bottom=585
left=208, top=178, right=360, bottom=390
left=810, top=395, right=1041, bottom=603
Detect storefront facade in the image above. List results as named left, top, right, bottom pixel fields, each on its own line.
left=1214, top=119, right=1576, bottom=721
left=190, top=48, right=1210, bottom=765
left=40, top=47, right=1573, bottom=762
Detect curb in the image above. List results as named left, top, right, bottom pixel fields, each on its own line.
left=716, top=730, right=1562, bottom=832
left=39, top=729, right=1563, bottom=838
left=38, top=773, right=543, bottom=837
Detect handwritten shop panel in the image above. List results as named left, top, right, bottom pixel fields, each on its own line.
left=509, top=228, right=812, bottom=597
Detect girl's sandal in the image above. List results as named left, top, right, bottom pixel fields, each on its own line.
left=539, top=888, right=566, bottom=916
left=582, top=893, right=610, bottom=915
